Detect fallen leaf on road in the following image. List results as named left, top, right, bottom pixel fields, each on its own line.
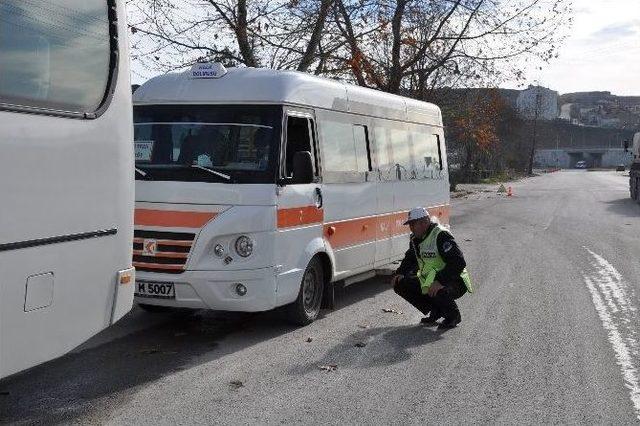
left=230, top=380, right=244, bottom=390
left=306, top=337, right=313, bottom=343
left=319, top=364, right=338, bottom=372
left=355, top=342, right=367, bottom=348
left=382, top=308, right=403, bottom=315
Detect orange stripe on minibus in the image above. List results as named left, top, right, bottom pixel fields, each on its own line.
left=277, top=204, right=450, bottom=248
left=132, top=262, right=185, bottom=271
left=389, top=205, right=451, bottom=236
left=277, top=206, right=324, bottom=228
left=135, top=209, right=218, bottom=228
left=323, top=216, right=377, bottom=249
left=132, top=250, right=189, bottom=259
left=324, top=204, right=451, bottom=249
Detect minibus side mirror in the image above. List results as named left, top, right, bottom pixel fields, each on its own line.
left=293, top=151, right=314, bottom=184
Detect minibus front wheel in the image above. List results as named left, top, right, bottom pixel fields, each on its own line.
left=286, top=256, right=324, bottom=326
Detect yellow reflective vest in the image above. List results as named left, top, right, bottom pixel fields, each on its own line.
left=412, top=224, right=473, bottom=295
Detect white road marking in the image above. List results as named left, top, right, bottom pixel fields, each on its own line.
left=582, top=247, right=640, bottom=420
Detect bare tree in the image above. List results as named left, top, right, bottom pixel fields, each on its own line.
left=128, top=0, right=572, bottom=97
left=127, top=0, right=335, bottom=74
left=326, top=0, right=572, bottom=95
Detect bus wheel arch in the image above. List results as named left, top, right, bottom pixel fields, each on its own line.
left=285, top=255, right=326, bottom=326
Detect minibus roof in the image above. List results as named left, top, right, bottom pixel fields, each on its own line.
left=133, top=65, right=442, bottom=125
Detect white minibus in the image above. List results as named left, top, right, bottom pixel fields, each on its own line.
left=132, top=63, right=450, bottom=325
left=0, top=0, right=135, bottom=378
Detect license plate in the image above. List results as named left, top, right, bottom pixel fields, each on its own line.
left=135, top=281, right=175, bottom=299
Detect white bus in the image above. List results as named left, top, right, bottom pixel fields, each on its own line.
left=0, top=0, right=135, bottom=378
left=132, top=63, right=450, bottom=325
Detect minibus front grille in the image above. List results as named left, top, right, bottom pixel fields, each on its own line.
left=132, top=230, right=196, bottom=274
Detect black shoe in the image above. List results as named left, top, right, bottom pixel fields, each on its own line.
left=420, top=311, right=442, bottom=326
left=437, top=313, right=461, bottom=330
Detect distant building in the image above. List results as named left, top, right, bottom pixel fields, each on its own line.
left=559, top=103, right=572, bottom=121
left=516, top=85, right=559, bottom=120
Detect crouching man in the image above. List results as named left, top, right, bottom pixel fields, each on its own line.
left=391, top=207, right=473, bottom=329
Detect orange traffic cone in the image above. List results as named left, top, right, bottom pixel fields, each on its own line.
left=507, top=186, right=513, bottom=197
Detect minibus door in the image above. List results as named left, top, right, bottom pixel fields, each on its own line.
left=275, top=109, right=323, bottom=299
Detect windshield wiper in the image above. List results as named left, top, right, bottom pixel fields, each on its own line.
left=191, top=164, right=231, bottom=181
left=135, top=167, right=148, bottom=177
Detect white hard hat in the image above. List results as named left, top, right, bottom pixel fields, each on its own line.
left=403, top=207, right=430, bottom=225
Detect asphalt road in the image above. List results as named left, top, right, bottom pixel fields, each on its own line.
left=1, top=170, right=639, bottom=425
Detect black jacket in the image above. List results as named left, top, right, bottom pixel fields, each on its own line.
left=395, top=223, right=466, bottom=285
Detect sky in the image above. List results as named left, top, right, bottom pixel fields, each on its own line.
left=507, top=0, right=640, bottom=96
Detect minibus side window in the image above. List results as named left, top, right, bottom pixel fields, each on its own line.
left=285, top=116, right=316, bottom=178
left=353, top=125, right=372, bottom=173
left=412, top=128, right=443, bottom=177
left=391, top=127, right=412, bottom=179
left=373, top=125, right=394, bottom=180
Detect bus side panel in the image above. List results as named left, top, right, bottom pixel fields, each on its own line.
left=0, top=240, right=123, bottom=377
left=0, top=0, right=134, bottom=378
left=320, top=182, right=377, bottom=277
left=391, top=178, right=450, bottom=257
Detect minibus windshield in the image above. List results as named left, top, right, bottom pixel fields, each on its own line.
left=133, top=104, right=282, bottom=183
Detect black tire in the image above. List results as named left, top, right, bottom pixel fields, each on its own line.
left=138, top=303, right=174, bottom=313
left=286, top=257, right=324, bottom=326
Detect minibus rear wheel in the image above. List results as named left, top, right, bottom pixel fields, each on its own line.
left=286, top=256, right=324, bottom=326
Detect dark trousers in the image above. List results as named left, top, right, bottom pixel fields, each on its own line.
left=393, top=277, right=467, bottom=320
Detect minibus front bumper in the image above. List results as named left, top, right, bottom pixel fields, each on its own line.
left=134, top=267, right=278, bottom=312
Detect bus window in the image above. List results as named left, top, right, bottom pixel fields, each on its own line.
left=320, top=120, right=358, bottom=172
left=412, top=130, right=443, bottom=177
left=373, top=126, right=394, bottom=179
left=353, top=125, right=372, bottom=173
left=285, top=116, right=316, bottom=178
left=390, top=128, right=412, bottom=179
left=0, top=0, right=112, bottom=114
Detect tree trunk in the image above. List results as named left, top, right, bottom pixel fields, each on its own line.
left=297, top=0, right=333, bottom=72
left=235, top=0, right=259, bottom=67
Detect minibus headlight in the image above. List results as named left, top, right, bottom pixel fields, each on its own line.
left=213, top=244, right=225, bottom=258
left=235, top=236, right=254, bottom=257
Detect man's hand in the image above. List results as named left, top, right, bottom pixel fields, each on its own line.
left=391, top=274, right=403, bottom=287
left=427, top=280, right=444, bottom=297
